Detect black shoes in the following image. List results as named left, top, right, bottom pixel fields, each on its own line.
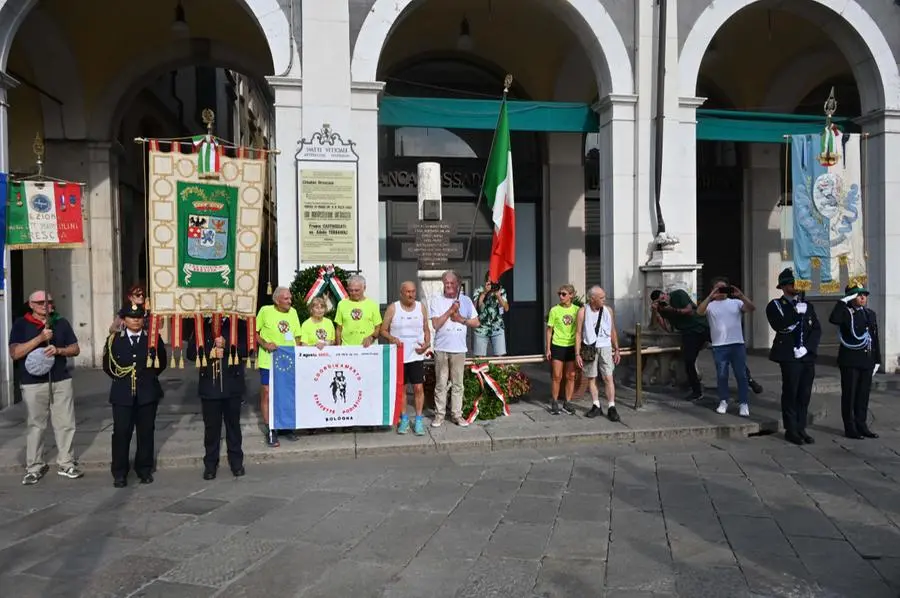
left=586, top=405, right=603, bottom=418
left=560, top=401, right=576, bottom=415
left=550, top=402, right=561, bottom=415
left=113, top=478, right=127, bottom=488
left=860, top=429, right=879, bottom=439
left=203, top=468, right=217, bottom=480
left=607, top=406, right=620, bottom=423
left=232, top=466, right=246, bottom=477
left=139, top=474, right=154, bottom=484
left=749, top=379, right=763, bottom=394
left=785, top=432, right=804, bottom=445
left=685, top=391, right=703, bottom=401
left=845, top=431, right=864, bottom=439
left=799, top=431, right=815, bottom=444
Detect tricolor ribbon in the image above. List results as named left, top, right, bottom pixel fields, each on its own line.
left=465, top=363, right=511, bottom=424
left=303, top=264, right=349, bottom=303
left=192, top=134, right=221, bottom=176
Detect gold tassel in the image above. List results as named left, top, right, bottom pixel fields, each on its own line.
left=810, top=257, right=821, bottom=269
left=154, top=354, right=160, bottom=368
left=131, top=370, right=136, bottom=396
left=266, top=282, right=272, bottom=295
left=201, top=351, right=208, bottom=367
left=838, top=254, right=849, bottom=266
left=196, top=355, right=201, bottom=368
left=146, top=355, right=153, bottom=367
left=170, top=354, right=176, bottom=368
left=178, top=355, right=184, bottom=368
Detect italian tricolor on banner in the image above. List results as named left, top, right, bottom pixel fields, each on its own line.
left=484, top=100, right=515, bottom=282
left=5, top=180, right=85, bottom=249
left=192, top=134, right=221, bottom=176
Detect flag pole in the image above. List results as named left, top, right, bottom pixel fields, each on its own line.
left=463, top=74, right=513, bottom=270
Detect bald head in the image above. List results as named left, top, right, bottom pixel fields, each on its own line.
left=588, top=285, right=607, bottom=308
left=28, top=290, right=52, bottom=317
left=399, top=280, right=417, bottom=305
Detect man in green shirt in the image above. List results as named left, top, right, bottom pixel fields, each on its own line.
left=335, top=275, right=382, bottom=346
left=651, top=288, right=763, bottom=400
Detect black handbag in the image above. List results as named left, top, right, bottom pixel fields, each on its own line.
left=580, top=307, right=602, bottom=362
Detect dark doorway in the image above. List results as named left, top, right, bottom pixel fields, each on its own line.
left=696, top=140, right=743, bottom=292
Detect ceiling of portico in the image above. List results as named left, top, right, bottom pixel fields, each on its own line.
left=698, top=6, right=856, bottom=113
left=377, top=0, right=598, bottom=101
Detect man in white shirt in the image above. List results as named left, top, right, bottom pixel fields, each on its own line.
left=697, top=277, right=756, bottom=417
left=429, top=270, right=479, bottom=427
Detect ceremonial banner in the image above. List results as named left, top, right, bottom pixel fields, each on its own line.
left=147, top=142, right=266, bottom=316
left=0, top=173, right=6, bottom=290
left=5, top=180, right=84, bottom=249
left=269, top=345, right=405, bottom=430
left=791, top=132, right=865, bottom=293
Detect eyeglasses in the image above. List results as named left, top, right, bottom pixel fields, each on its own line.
left=30, top=300, right=50, bottom=305
left=558, top=292, right=568, bottom=297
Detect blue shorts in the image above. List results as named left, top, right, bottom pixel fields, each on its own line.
left=260, top=368, right=270, bottom=386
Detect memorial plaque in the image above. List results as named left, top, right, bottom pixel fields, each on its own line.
left=407, top=222, right=457, bottom=268
left=401, top=242, right=464, bottom=261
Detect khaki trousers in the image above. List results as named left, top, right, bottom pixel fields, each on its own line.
left=433, top=351, right=466, bottom=421
left=21, top=379, right=76, bottom=473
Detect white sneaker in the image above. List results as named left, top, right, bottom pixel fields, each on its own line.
left=431, top=418, right=443, bottom=428
left=716, top=400, right=728, bottom=414
left=739, top=404, right=750, bottom=417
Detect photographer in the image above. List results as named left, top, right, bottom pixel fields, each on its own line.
left=697, top=278, right=756, bottom=417
left=651, top=287, right=763, bottom=401
left=473, top=272, right=509, bottom=357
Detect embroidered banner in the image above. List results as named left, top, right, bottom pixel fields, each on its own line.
left=791, top=132, right=865, bottom=293
left=0, top=173, right=5, bottom=290
left=5, top=180, right=84, bottom=249
left=269, top=345, right=405, bottom=429
left=147, top=141, right=266, bottom=317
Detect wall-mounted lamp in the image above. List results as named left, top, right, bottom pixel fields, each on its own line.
left=172, top=1, right=190, bottom=38
left=457, top=17, right=473, bottom=51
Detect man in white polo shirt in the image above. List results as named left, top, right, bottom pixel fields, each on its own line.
left=429, top=270, right=480, bottom=427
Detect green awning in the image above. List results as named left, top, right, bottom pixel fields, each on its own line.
left=379, top=97, right=599, bottom=132
left=696, top=109, right=858, bottom=143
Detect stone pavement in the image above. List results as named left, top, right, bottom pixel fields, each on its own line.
left=0, top=352, right=897, bottom=473
left=2, top=422, right=900, bottom=597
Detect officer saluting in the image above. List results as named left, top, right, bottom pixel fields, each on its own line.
left=829, top=283, right=881, bottom=439
left=102, top=303, right=167, bottom=487
left=186, top=315, right=247, bottom=480
left=765, top=268, right=821, bottom=445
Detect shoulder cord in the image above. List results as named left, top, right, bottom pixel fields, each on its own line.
left=772, top=299, right=803, bottom=349
left=105, top=333, right=137, bottom=395
left=838, top=307, right=871, bottom=350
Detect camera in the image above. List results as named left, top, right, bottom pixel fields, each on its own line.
left=657, top=300, right=668, bottom=307
left=718, top=285, right=733, bottom=296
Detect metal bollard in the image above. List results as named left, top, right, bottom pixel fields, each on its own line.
left=635, top=322, right=643, bottom=409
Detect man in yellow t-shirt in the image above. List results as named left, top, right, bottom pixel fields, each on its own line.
left=255, top=286, right=302, bottom=447
left=335, top=275, right=382, bottom=347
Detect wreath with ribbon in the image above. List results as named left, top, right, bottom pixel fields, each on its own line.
left=289, top=264, right=351, bottom=322
left=459, top=362, right=532, bottom=421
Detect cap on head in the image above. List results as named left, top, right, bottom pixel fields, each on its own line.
left=118, top=303, right=146, bottom=319
left=843, top=283, right=869, bottom=298
left=776, top=268, right=795, bottom=290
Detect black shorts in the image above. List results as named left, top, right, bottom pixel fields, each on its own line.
left=404, top=361, right=425, bottom=385
left=550, top=344, right=577, bottom=363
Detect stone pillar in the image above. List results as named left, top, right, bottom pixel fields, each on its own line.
left=546, top=133, right=586, bottom=293
left=351, top=81, right=384, bottom=301
left=593, top=94, right=641, bottom=329
left=37, top=140, right=120, bottom=367
left=416, top=162, right=444, bottom=323
left=266, top=76, right=302, bottom=287
left=744, top=142, right=785, bottom=350
left=0, top=71, right=18, bottom=406
left=860, top=110, right=900, bottom=373
left=301, top=0, right=351, bottom=136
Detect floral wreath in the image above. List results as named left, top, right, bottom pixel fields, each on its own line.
left=290, top=264, right=352, bottom=322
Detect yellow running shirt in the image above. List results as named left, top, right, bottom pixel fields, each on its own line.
left=299, top=317, right=336, bottom=346
left=255, top=305, right=302, bottom=369
left=335, top=298, right=382, bottom=346
left=547, top=304, right=580, bottom=347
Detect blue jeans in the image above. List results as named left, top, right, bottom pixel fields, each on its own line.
left=711, top=344, right=749, bottom=405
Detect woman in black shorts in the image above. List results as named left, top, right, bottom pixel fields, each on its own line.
left=546, top=284, right=580, bottom=415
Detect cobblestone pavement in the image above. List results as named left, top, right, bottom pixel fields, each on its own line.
left=2, top=410, right=900, bottom=598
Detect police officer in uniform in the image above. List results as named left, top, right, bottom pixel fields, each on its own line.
left=766, top=268, right=821, bottom=445
left=829, top=283, right=881, bottom=439
left=186, top=315, right=247, bottom=480
left=102, top=303, right=167, bottom=487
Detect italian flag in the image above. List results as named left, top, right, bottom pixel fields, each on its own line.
left=193, top=134, right=221, bottom=175
left=485, top=101, right=515, bottom=282
left=5, top=180, right=84, bottom=248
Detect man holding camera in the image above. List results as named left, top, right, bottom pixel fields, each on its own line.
left=765, top=268, right=821, bottom=445
left=473, top=274, right=509, bottom=357
left=651, top=287, right=763, bottom=401
left=697, top=279, right=756, bottom=416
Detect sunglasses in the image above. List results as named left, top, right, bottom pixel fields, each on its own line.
left=30, top=300, right=50, bottom=305
left=558, top=292, right=569, bottom=297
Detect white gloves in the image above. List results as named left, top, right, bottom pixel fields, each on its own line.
left=874, top=364, right=880, bottom=377
left=793, top=346, right=808, bottom=359
left=796, top=303, right=807, bottom=314
left=842, top=294, right=858, bottom=304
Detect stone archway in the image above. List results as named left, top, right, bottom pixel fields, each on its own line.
left=679, top=0, right=900, bottom=112
left=351, top=0, right=634, bottom=96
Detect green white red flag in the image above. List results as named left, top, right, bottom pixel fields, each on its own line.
left=484, top=101, right=515, bottom=282
left=193, top=135, right=221, bottom=176
left=5, top=180, right=84, bottom=249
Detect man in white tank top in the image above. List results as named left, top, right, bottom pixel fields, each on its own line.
left=381, top=281, right=431, bottom=436
left=575, top=286, right=622, bottom=422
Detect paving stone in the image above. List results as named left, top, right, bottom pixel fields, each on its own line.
left=673, top=565, right=751, bottom=598
left=519, top=479, right=567, bottom=498
left=612, top=483, right=662, bottom=512
left=161, top=535, right=279, bottom=587
left=534, top=557, right=604, bottom=597
left=0, top=574, right=58, bottom=598
left=557, top=492, right=609, bottom=522
left=416, top=521, right=494, bottom=560
left=201, top=495, right=289, bottom=526
left=691, top=452, right=744, bottom=477
left=216, top=542, right=342, bottom=596
left=465, top=478, right=522, bottom=502
left=455, top=556, right=541, bottom=598
left=134, top=521, right=241, bottom=560
left=483, top=521, right=552, bottom=560
left=610, top=508, right=668, bottom=544
left=395, top=479, right=470, bottom=514
left=526, top=460, right=574, bottom=482
left=58, top=555, right=177, bottom=598
left=0, top=531, right=81, bottom=575
left=0, top=504, right=73, bottom=546
left=129, top=580, right=216, bottom=597
left=383, top=556, right=476, bottom=598
left=24, top=536, right=144, bottom=579
left=567, top=472, right=613, bottom=495
left=718, top=514, right=796, bottom=557
left=162, top=497, right=228, bottom=516
left=299, top=558, right=401, bottom=598
left=347, top=509, right=445, bottom=565
left=503, top=495, right=560, bottom=525
left=302, top=508, right=386, bottom=550
left=605, top=535, right=675, bottom=592
left=443, top=497, right=506, bottom=530
left=871, top=557, right=900, bottom=592
left=773, top=504, right=843, bottom=539
left=546, top=519, right=609, bottom=559
left=244, top=491, right=351, bottom=540
left=657, top=482, right=711, bottom=508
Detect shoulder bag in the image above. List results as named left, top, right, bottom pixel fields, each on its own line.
left=580, top=307, right=602, bottom=362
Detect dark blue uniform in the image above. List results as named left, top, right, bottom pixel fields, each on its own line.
left=102, top=306, right=166, bottom=486
left=186, top=317, right=247, bottom=477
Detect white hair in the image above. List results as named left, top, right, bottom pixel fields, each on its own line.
left=347, top=275, right=367, bottom=288
left=589, top=285, right=604, bottom=297
left=272, top=286, right=290, bottom=301
left=441, top=270, right=460, bottom=284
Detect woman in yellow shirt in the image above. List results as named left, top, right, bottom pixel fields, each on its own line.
left=299, top=297, right=335, bottom=349
left=546, top=284, right=580, bottom=415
